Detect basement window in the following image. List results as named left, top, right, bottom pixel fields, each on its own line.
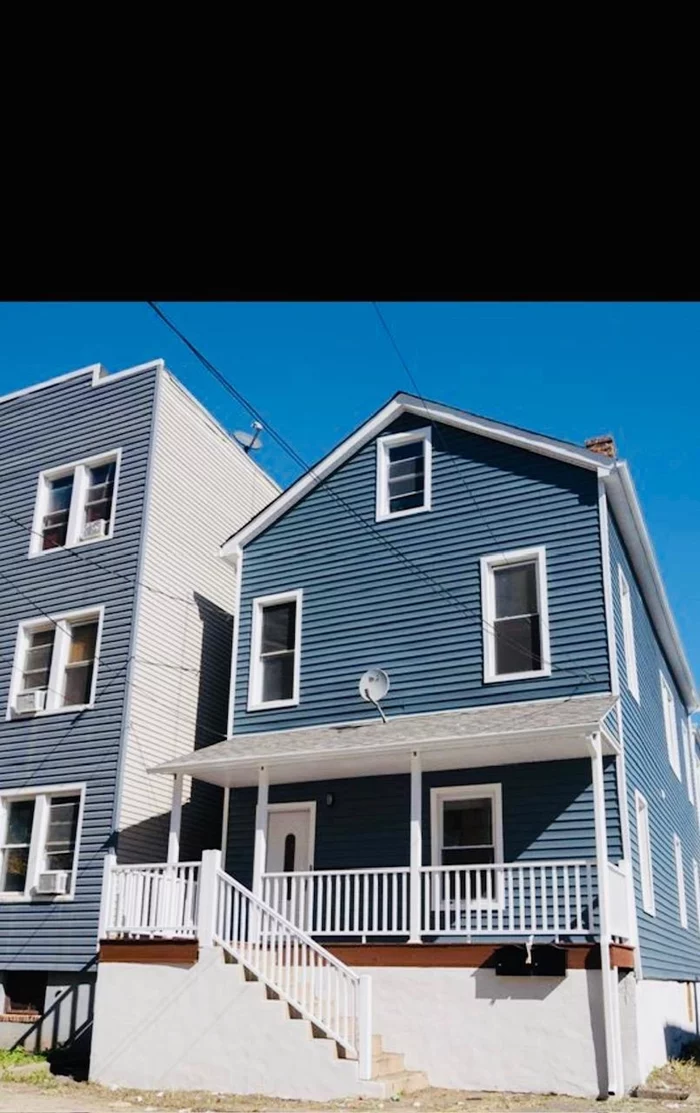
left=2, top=971, right=47, bottom=1017
left=376, top=428, right=432, bottom=521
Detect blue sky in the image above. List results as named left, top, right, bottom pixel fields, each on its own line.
left=1, top=301, right=698, bottom=680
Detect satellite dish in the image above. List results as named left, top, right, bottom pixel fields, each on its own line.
left=233, top=421, right=264, bottom=453
left=359, top=668, right=390, bottom=722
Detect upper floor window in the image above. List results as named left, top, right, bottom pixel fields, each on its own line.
left=618, top=567, right=639, bottom=702
left=674, top=833, right=688, bottom=929
left=248, top=591, right=302, bottom=710
left=634, top=790, right=655, bottom=915
left=8, top=608, right=102, bottom=719
left=682, top=721, right=695, bottom=805
left=481, top=547, right=551, bottom=683
left=660, top=674, right=682, bottom=780
left=0, top=785, right=84, bottom=901
left=376, top=428, right=432, bottom=522
left=30, top=451, right=120, bottom=556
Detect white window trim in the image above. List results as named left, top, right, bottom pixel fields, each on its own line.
left=0, top=782, right=86, bottom=903
left=694, top=860, right=700, bottom=936
left=247, top=590, right=302, bottom=711
left=682, top=720, right=695, bottom=805
left=618, top=566, right=640, bottom=703
left=375, top=427, right=432, bottom=522
left=6, top=605, right=105, bottom=720
left=28, top=449, right=122, bottom=558
left=674, top=833, right=688, bottom=929
left=634, top=790, right=655, bottom=916
left=660, top=673, right=682, bottom=781
left=430, top=783, right=504, bottom=866
left=480, top=546, right=551, bottom=684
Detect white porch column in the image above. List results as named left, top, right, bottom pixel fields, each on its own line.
left=221, top=787, right=231, bottom=863
left=252, top=766, right=269, bottom=899
left=588, top=731, right=624, bottom=1097
left=409, top=751, right=422, bottom=943
left=167, top=773, right=184, bottom=864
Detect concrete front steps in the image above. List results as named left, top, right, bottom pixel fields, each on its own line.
left=370, top=1033, right=429, bottom=1096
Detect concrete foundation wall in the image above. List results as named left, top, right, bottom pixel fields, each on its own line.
left=357, top=964, right=612, bottom=1098
left=90, top=949, right=380, bottom=1100
left=0, top=970, right=96, bottom=1054
left=635, top=979, right=700, bottom=1083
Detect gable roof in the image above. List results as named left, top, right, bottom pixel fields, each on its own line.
left=220, top=391, right=698, bottom=712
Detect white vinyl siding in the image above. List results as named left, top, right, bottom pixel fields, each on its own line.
left=674, top=834, right=688, bottom=929
left=481, top=547, right=551, bottom=683
left=661, top=674, right=682, bottom=780
left=117, top=372, right=279, bottom=863
left=618, top=566, right=639, bottom=702
left=635, top=790, right=655, bottom=916
left=376, top=428, right=432, bottom=521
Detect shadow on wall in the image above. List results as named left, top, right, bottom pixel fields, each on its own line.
left=665, top=1024, right=700, bottom=1060
left=12, top=957, right=97, bottom=1079
left=117, top=593, right=232, bottom=864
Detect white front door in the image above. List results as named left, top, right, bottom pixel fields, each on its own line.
left=266, top=806, right=314, bottom=874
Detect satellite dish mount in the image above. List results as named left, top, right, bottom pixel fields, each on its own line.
left=359, top=668, right=390, bottom=724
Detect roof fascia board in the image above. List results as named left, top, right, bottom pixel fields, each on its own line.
left=604, top=463, right=698, bottom=711
left=221, top=395, right=612, bottom=560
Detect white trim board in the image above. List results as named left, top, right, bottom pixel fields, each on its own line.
left=0, top=359, right=164, bottom=408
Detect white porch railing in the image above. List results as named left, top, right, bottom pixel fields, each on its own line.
left=101, top=859, right=200, bottom=937
left=262, top=868, right=411, bottom=937
left=421, top=861, right=597, bottom=937
left=262, top=859, right=601, bottom=939
left=214, top=866, right=371, bottom=1072
left=606, top=860, right=631, bottom=941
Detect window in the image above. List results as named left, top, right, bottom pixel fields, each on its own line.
left=481, top=547, right=551, bottom=682
left=0, top=786, right=83, bottom=901
left=618, top=567, right=639, bottom=702
left=431, top=784, right=503, bottom=864
left=376, top=428, right=432, bottom=521
left=674, top=833, right=688, bottom=929
left=2, top=971, right=47, bottom=1017
left=30, top=451, right=119, bottom=555
left=634, top=790, right=655, bottom=915
left=682, top=722, right=695, bottom=805
left=694, top=860, right=700, bottom=935
left=8, top=608, right=102, bottom=718
left=661, top=674, right=682, bottom=780
left=248, top=591, right=302, bottom=709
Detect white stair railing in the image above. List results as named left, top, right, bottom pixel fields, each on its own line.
left=208, top=853, right=371, bottom=1079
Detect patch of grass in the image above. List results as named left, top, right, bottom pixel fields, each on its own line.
left=0, top=1047, right=48, bottom=1067
left=648, top=1051, right=700, bottom=1093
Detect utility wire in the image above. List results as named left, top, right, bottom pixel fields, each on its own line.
left=147, top=301, right=602, bottom=691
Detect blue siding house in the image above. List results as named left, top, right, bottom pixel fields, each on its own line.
left=107, top=393, right=699, bottom=1099
left=0, top=360, right=277, bottom=1051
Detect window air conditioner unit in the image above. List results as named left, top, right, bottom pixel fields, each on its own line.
left=35, top=871, right=69, bottom=896
left=14, top=689, right=47, bottom=716
left=81, top=518, right=107, bottom=541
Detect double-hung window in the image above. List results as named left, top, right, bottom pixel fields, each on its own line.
left=9, top=608, right=102, bottom=718
left=0, top=786, right=84, bottom=900
left=248, top=591, right=302, bottom=709
left=618, top=567, right=639, bottom=702
left=674, top=833, right=688, bottom=929
left=376, top=428, right=432, bottom=521
left=481, top=547, right=550, bottom=682
left=660, top=674, right=682, bottom=780
left=634, top=790, right=655, bottom=915
left=682, top=721, right=695, bottom=805
left=30, top=451, right=119, bottom=555
left=431, top=784, right=503, bottom=900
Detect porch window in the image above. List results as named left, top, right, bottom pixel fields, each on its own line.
left=248, top=591, right=302, bottom=709
left=0, top=786, right=83, bottom=900
left=30, top=451, right=120, bottom=555
left=431, top=785, right=503, bottom=865
left=481, top=547, right=551, bottom=683
left=376, top=428, right=432, bottom=521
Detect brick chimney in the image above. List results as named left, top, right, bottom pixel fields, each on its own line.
left=584, top=434, right=616, bottom=459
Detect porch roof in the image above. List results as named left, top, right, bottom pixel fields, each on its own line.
left=151, top=693, right=618, bottom=787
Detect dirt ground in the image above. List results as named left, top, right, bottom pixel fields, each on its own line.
left=0, top=1077, right=697, bottom=1113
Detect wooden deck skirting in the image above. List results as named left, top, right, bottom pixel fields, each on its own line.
left=99, top=939, right=199, bottom=966
left=327, top=942, right=636, bottom=971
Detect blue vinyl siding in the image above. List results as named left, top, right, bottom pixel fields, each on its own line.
left=609, top=510, right=700, bottom=980
left=0, top=369, right=156, bottom=971
left=226, top=759, right=622, bottom=889
left=234, top=413, right=610, bottom=731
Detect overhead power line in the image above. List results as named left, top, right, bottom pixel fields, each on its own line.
left=147, top=301, right=602, bottom=691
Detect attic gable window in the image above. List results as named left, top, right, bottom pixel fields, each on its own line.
left=30, top=451, right=120, bottom=556
left=376, top=428, right=432, bottom=522
left=481, top=547, right=551, bottom=683
left=248, top=591, right=302, bottom=710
